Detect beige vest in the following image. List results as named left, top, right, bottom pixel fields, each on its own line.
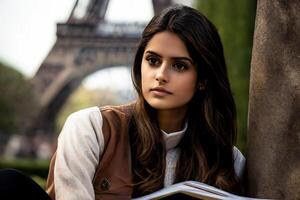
left=46, top=104, right=134, bottom=200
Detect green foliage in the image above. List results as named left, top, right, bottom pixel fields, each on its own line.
left=31, top=175, right=47, bottom=189
left=196, top=0, right=257, bottom=153
left=0, top=62, right=35, bottom=134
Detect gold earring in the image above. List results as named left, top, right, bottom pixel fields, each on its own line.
left=198, top=83, right=205, bottom=91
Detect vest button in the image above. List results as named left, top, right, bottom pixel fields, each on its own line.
left=100, top=178, right=110, bottom=191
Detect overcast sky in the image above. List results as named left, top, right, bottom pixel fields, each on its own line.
left=0, top=0, right=192, bottom=90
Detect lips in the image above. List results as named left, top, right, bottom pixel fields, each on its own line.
left=150, top=87, right=173, bottom=95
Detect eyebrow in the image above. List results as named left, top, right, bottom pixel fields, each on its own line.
left=145, top=50, right=194, bottom=65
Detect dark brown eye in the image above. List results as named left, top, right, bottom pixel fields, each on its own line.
left=173, top=62, right=188, bottom=71
left=146, top=56, right=160, bottom=66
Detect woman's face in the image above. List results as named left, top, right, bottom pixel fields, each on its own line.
left=141, top=31, right=198, bottom=112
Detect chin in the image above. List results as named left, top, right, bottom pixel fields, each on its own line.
left=146, top=101, right=169, bottom=109
left=150, top=104, right=173, bottom=110
left=148, top=101, right=184, bottom=111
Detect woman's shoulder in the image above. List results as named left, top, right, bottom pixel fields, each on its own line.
left=68, top=106, right=100, bottom=117
left=65, top=106, right=102, bottom=125
left=65, top=102, right=135, bottom=125
left=233, top=146, right=246, bottom=179
left=61, top=107, right=103, bottom=137
left=100, top=102, right=135, bottom=116
left=233, top=146, right=244, bottom=160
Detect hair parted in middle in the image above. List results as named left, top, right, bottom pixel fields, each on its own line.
left=130, top=4, right=240, bottom=197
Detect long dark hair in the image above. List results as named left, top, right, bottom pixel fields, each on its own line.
left=130, top=5, right=240, bottom=196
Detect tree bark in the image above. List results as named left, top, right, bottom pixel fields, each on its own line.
left=247, top=0, right=300, bottom=199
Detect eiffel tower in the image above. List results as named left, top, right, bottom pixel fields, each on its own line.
left=28, top=0, right=173, bottom=134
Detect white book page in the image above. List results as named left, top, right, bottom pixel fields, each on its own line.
left=133, top=181, right=272, bottom=200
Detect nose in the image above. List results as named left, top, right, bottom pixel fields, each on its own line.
left=155, top=64, right=169, bottom=84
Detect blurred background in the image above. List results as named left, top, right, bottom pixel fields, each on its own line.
left=0, top=0, right=256, bottom=188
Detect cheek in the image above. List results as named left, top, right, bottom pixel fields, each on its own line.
left=141, top=61, right=148, bottom=93
left=178, top=75, right=197, bottom=98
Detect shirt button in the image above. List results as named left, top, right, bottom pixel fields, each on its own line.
left=100, top=178, right=110, bottom=191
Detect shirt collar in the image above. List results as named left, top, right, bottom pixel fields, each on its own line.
left=161, top=122, right=188, bottom=151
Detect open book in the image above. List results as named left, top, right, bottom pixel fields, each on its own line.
left=133, top=181, right=269, bottom=200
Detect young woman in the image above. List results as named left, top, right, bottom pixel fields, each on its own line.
left=46, top=4, right=245, bottom=200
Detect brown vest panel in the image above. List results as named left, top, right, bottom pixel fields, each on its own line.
left=93, top=104, right=133, bottom=200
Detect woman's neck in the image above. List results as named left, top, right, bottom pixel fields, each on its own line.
left=157, top=108, right=187, bottom=133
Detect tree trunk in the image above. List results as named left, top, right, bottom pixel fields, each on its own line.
left=247, top=0, right=300, bottom=199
